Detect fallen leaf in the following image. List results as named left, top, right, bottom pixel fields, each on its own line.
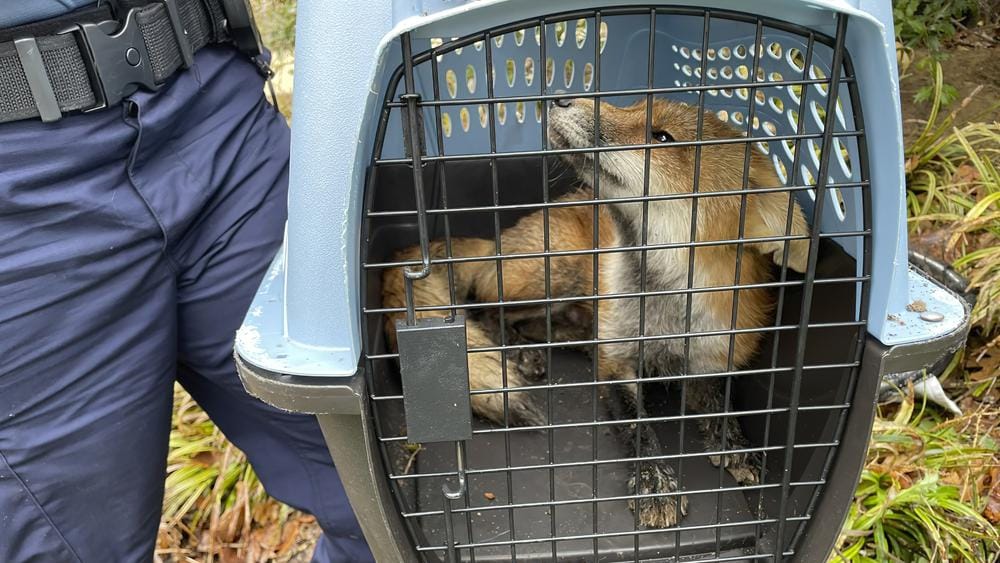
left=967, top=347, right=1000, bottom=381
left=906, top=300, right=927, bottom=313
left=892, top=470, right=915, bottom=490
left=219, top=547, right=241, bottom=563
left=941, top=470, right=966, bottom=489
left=985, top=496, right=1000, bottom=524
left=483, top=492, right=496, bottom=501
left=954, top=162, right=981, bottom=185
left=909, top=228, right=962, bottom=264
left=191, top=450, right=220, bottom=467
left=275, top=518, right=303, bottom=556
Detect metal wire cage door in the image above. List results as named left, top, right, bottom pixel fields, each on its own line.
left=360, top=6, right=870, bottom=562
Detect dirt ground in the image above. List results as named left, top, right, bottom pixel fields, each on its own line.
left=900, top=44, right=1000, bottom=138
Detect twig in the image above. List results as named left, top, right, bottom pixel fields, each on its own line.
left=208, top=443, right=235, bottom=563
left=953, top=20, right=999, bottom=47
left=403, top=444, right=424, bottom=474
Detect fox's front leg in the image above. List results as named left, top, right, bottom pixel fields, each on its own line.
left=465, top=321, right=546, bottom=426
left=600, top=353, right=688, bottom=528
left=383, top=240, right=541, bottom=425
left=685, top=376, right=761, bottom=486
left=382, top=252, right=548, bottom=426
left=383, top=195, right=607, bottom=426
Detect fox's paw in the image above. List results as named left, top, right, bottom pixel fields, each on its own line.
left=709, top=450, right=762, bottom=486
left=627, top=461, right=688, bottom=528
left=512, top=347, right=546, bottom=380
left=508, top=391, right=546, bottom=426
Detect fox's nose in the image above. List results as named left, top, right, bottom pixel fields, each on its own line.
left=551, top=90, right=573, bottom=108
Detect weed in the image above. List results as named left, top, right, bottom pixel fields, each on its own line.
left=831, top=397, right=1000, bottom=562
left=906, top=61, right=1000, bottom=333
left=158, top=386, right=317, bottom=562
left=912, top=58, right=961, bottom=106
left=893, top=0, right=981, bottom=52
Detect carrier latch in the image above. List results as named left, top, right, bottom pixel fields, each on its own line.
left=396, top=316, right=473, bottom=443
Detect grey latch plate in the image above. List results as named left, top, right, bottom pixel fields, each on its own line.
left=396, top=315, right=473, bottom=443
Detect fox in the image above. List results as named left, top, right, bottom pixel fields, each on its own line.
left=381, top=96, right=811, bottom=528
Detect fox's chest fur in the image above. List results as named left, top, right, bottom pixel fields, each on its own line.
left=599, top=198, right=750, bottom=374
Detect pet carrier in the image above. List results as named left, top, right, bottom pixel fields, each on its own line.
left=234, top=0, right=971, bottom=561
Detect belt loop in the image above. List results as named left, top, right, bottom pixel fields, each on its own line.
left=104, top=0, right=125, bottom=20
left=13, top=37, right=63, bottom=122
left=162, top=0, right=194, bottom=68
left=197, top=0, right=225, bottom=42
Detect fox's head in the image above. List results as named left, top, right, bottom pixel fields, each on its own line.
left=548, top=96, right=812, bottom=273
left=547, top=97, right=779, bottom=198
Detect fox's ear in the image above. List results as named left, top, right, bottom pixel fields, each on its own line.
left=768, top=230, right=810, bottom=273
left=747, top=154, right=812, bottom=273
left=748, top=197, right=810, bottom=273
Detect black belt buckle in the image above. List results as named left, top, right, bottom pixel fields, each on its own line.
left=220, top=0, right=263, bottom=58
left=59, top=8, right=158, bottom=111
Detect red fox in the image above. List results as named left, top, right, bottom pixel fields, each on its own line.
left=382, top=97, right=810, bottom=528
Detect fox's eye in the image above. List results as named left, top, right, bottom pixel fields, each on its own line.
left=652, top=130, right=675, bottom=143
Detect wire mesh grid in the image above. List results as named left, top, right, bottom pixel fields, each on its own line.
left=360, top=6, right=871, bottom=562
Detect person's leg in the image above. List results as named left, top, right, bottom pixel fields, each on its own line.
left=0, top=101, right=177, bottom=560
left=133, top=47, right=371, bottom=561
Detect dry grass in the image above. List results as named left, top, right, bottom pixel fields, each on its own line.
left=832, top=395, right=1000, bottom=562
left=906, top=63, right=1000, bottom=335
left=156, top=388, right=320, bottom=563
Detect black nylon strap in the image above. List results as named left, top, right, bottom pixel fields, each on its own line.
left=0, top=34, right=97, bottom=122
left=0, top=0, right=230, bottom=124
left=0, top=4, right=115, bottom=43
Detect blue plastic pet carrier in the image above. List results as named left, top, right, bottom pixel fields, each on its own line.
left=234, top=1, right=971, bottom=561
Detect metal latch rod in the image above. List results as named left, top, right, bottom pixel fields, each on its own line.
left=400, top=32, right=432, bottom=325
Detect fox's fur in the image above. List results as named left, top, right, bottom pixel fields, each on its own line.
left=381, top=97, right=810, bottom=528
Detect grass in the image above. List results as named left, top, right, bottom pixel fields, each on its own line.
left=157, top=388, right=320, bottom=562
left=906, top=62, right=1000, bottom=334
left=158, top=4, right=1000, bottom=562
left=831, top=60, right=1000, bottom=562
left=832, top=397, right=1000, bottom=562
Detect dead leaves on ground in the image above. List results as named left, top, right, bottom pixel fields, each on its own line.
left=156, top=502, right=320, bottom=563
left=983, top=467, right=1000, bottom=525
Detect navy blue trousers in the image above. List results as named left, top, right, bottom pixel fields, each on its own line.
left=0, top=46, right=373, bottom=562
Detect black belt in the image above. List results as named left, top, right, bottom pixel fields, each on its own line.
left=0, top=0, right=265, bottom=124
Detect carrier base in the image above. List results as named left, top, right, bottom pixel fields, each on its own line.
left=413, top=350, right=761, bottom=561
